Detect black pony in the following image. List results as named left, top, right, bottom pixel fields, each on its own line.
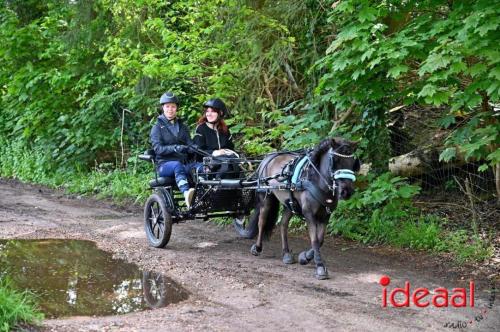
left=250, top=138, right=359, bottom=279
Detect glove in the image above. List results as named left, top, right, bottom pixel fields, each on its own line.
left=212, top=149, right=224, bottom=157
left=174, top=145, right=188, bottom=153
left=188, top=144, right=199, bottom=153
left=223, top=149, right=239, bottom=157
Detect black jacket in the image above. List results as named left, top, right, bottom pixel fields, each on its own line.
left=193, top=123, right=234, bottom=156
left=150, top=115, right=193, bottom=164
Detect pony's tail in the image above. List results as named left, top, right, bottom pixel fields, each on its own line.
left=262, top=194, right=280, bottom=239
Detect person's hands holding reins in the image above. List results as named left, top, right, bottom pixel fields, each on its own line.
left=212, top=149, right=226, bottom=157
left=212, top=149, right=239, bottom=157
left=173, top=145, right=189, bottom=153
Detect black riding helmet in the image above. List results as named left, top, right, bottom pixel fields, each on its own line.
left=203, top=98, right=229, bottom=118
left=159, top=91, right=179, bottom=105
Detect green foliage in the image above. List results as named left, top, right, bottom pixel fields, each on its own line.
left=438, top=230, right=494, bottom=263
left=391, top=216, right=442, bottom=250
left=279, top=111, right=326, bottom=149
left=439, top=111, right=500, bottom=171
left=327, top=172, right=493, bottom=262
left=328, top=173, right=421, bottom=243
left=0, top=276, right=43, bottom=332
left=1, top=0, right=498, bottom=166
left=0, top=137, right=150, bottom=203
left=64, top=168, right=151, bottom=204
left=0, top=137, right=61, bottom=186
left=319, top=0, right=500, bottom=107
left=316, top=0, right=499, bottom=169
left=329, top=173, right=420, bottom=229
left=0, top=1, right=123, bottom=172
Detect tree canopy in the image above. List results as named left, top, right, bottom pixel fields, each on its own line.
left=0, top=0, right=498, bottom=174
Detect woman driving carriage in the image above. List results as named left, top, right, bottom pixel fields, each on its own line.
left=150, top=91, right=196, bottom=208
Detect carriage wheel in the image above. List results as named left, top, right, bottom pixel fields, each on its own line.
left=233, top=209, right=260, bottom=239
left=144, top=193, right=172, bottom=248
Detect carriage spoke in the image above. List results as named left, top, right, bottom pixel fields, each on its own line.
left=148, top=215, right=155, bottom=229
left=155, top=221, right=161, bottom=239
left=152, top=220, right=158, bottom=237
left=151, top=204, right=158, bottom=220
left=149, top=207, right=157, bottom=228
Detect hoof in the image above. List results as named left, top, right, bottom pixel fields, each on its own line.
left=315, top=266, right=329, bottom=280
left=282, top=252, right=295, bottom=264
left=251, top=244, right=262, bottom=256
left=298, top=251, right=312, bottom=265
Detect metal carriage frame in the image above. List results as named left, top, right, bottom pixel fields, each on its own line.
left=139, top=150, right=263, bottom=248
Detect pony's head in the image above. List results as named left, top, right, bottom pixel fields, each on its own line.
left=310, top=138, right=360, bottom=200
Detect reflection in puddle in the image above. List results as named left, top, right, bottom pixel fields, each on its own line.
left=0, top=239, right=188, bottom=318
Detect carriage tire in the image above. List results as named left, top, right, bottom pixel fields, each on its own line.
left=144, top=193, right=173, bottom=248
left=233, top=209, right=260, bottom=239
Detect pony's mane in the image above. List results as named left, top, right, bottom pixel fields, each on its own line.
left=309, top=138, right=334, bottom=166
left=309, top=138, right=354, bottom=166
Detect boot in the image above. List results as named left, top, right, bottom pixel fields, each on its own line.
left=184, top=188, right=195, bottom=208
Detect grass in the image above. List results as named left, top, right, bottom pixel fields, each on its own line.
left=0, top=277, right=43, bottom=332
left=439, top=230, right=494, bottom=263
left=0, top=138, right=152, bottom=205
left=63, top=167, right=152, bottom=204
left=327, top=213, right=493, bottom=263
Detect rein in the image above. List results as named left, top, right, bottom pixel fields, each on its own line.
left=305, top=155, right=333, bottom=191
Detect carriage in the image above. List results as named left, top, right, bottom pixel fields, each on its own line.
left=139, top=138, right=359, bottom=280
left=138, top=149, right=262, bottom=248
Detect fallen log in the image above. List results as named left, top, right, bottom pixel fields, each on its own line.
left=388, top=148, right=464, bottom=177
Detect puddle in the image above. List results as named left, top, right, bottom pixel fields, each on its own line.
left=0, top=239, right=188, bottom=318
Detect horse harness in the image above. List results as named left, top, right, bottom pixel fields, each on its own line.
left=259, top=149, right=356, bottom=215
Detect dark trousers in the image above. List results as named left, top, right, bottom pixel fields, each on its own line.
left=158, top=161, right=203, bottom=192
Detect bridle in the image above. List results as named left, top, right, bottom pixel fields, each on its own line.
left=329, top=150, right=357, bottom=182
left=307, top=146, right=357, bottom=196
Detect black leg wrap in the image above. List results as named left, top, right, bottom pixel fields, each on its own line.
left=282, top=251, right=295, bottom=264
left=315, top=265, right=329, bottom=280
left=299, top=250, right=313, bottom=265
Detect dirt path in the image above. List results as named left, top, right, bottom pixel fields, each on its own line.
left=0, top=179, right=498, bottom=331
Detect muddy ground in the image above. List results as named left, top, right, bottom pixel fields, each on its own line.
left=0, top=179, right=498, bottom=332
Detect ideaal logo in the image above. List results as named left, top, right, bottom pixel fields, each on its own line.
left=379, top=275, right=474, bottom=308
left=379, top=275, right=496, bottom=329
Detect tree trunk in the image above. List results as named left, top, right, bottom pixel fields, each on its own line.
left=388, top=148, right=463, bottom=177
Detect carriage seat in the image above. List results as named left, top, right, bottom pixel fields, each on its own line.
left=149, top=177, right=177, bottom=188
left=139, top=149, right=184, bottom=189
